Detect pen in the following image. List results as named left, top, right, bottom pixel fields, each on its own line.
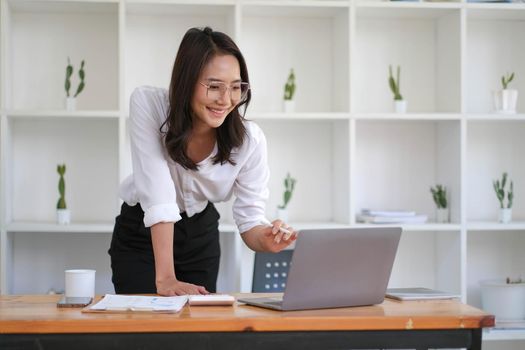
left=260, top=218, right=293, bottom=241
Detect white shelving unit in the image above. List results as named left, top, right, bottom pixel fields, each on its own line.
left=1, top=0, right=524, bottom=346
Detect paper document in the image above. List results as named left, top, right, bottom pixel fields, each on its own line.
left=88, top=294, right=188, bottom=312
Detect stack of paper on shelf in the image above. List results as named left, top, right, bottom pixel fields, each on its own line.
left=357, top=209, right=428, bottom=224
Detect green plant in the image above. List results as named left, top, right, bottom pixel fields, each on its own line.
left=65, top=57, right=86, bottom=98
left=278, top=173, right=296, bottom=209
left=57, top=164, right=67, bottom=210
left=283, top=69, right=296, bottom=101
left=430, top=184, right=447, bottom=209
left=75, top=60, right=86, bottom=97
left=493, top=172, right=514, bottom=209
left=388, top=65, right=403, bottom=101
left=501, top=72, right=515, bottom=90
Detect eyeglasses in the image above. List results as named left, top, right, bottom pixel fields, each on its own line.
left=200, top=81, right=250, bottom=102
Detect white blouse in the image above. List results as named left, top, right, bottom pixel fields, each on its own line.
left=119, top=86, right=270, bottom=233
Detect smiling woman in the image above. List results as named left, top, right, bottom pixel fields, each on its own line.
left=108, top=27, right=298, bottom=297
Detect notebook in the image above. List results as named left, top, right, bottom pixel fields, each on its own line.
left=238, top=227, right=402, bottom=311
left=386, top=288, right=460, bottom=301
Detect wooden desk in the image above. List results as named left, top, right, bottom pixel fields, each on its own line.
left=0, top=294, right=494, bottom=350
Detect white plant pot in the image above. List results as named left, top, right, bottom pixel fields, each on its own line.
left=493, top=89, right=518, bottom=114
left=65, top=97, right=77, bottom=111
left=436, top=208, right=449, bottom=223
left=276, top=208, right=289, bottom=223
left=57, top=209, right=71, bottom=225
left=283, top=100, right=295, bottom=113
left=480, top=279, right=525, bottom=321
left=498, top=208, right=512, bottom=223
left=394, top=100, right=407, bottom=113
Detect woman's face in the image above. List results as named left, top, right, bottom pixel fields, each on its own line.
left=191, top=54, right=241, bottom=132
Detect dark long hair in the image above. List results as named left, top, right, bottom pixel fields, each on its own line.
left=161, top=27, right=251, bottom=171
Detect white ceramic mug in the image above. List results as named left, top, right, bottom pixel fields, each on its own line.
left=65, top=269, right=96, bottom=298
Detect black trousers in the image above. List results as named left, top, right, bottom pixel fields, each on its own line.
left=108, top=202, right=221, bottom=294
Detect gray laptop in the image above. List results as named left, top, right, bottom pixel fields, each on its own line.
left=238, top=227, right=401, bottom=311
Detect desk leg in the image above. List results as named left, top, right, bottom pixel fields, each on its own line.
left=469, top=328, right=482, bottom=350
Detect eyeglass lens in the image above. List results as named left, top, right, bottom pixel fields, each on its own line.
left=207, top=82, right=249, bottom=101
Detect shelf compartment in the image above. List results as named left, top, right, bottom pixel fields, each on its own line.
left=124, top=2, right=236, bottom=111
left=8, top=231, right=113, bottom=295
left=7, top=0, right=119, bottom=110
left=254, top=120, right=350, bottom=224
left=354, top=5, right=461, bottom=113
left=466, top=121, right=525, bottom=222
left=467, top=230, right=525, bottom=316
left=7, top=118, right=119, bottom=224
left=466, top=8, right=525, bottom=114
left=389, top=230, right=462, bottom=295
left=241, top=3, right=349, bottom=113
left=354, top=120, right=461, bottom=224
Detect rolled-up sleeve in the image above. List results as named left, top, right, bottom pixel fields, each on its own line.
left=233, top=126, right=270, bottom=233
left=129, top=87, right=181, bottom=227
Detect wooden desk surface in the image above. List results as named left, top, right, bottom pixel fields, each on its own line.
left=0, top=294, right=494, bottom=334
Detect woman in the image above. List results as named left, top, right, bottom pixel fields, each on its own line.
left=108, top=27, right=297, bottom=296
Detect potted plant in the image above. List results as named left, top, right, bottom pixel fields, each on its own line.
left=493, top=72, right=517, bottom=114
left=283, top=69, right=296, bottom=113
left=493, top=172, right=513, bottom=223
left=65, top=57, right=86, bottom=111
left=430, top=184, right=449, bottom=223
left=480, top=276, right=525, bottom=321
left=56, top=164, right=70, bottom=225
left=276, top=173, right=296, bottom=223
left=389, top=65, right=406, bottom=113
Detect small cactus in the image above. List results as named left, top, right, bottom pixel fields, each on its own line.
left=74, top=60, right=85, bottom=97
left=388, top=65, right=403, bottom=101
left=57, top=164, right=67, bottom=209
left=493, top=172, right=513, bottom=209
left=501, top=72, right=515, bottom=90
left=283, top=69, right=296, bottom=101
left=278, top=173, right=297, bottom=209
left=65, top=57, right=73, bottom=98
left=430, top=184, right=448, bottom=209
left=65, top=58, right=86, bottom=98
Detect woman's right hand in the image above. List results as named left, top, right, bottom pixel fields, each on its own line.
left=156, top=276, right=209, bottom=296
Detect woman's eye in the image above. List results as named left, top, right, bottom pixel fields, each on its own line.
left=209, top=85, right=221, bottom=91
left=231, top=85, right=241, bottom=91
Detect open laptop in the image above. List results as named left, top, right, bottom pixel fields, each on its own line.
left=238, top=227, right=401, bottom=311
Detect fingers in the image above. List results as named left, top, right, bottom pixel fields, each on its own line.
left=157, top=280, right=208, bottom=296
left=197, top=286, right=210, bottom=295
left=270, top=221, right=296, bottom=244
left=178, top=282, right=208, bottom=296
